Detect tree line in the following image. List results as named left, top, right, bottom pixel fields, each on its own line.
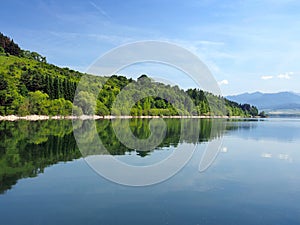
left=0, top=32, right=259, bottom=117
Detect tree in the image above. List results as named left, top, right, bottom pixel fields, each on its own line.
left=28, top=91, right=49, bottom=115
left=0, top=90, right=14, bottom=115
left=0, top=74, right=8, bottom=90
left=250, top=106, right=258, bottom=117
left=48, top=98, right=73, bottom=116
left=8, top=40, right=21, bottom=56
left=22, top=50, right=47, bottom=63
left=53, top=76, right=60, bottom=99
left=17, top=98, right=30, bottom=116
left=0, top=33, right=21, bottom=56
left=73, top=91, right=96, bottom=115
left=72, top=105, right=83, bottom=116
left=95, top=100, right=109, bottom=116
left=137, top=74, right=152, bottom=85
left=259, top=111, right=267, bottom=118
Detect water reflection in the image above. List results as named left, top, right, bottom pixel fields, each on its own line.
left=0, top=118, right=276, bottom=193
left=0, top=119, right=237, bottom=193
left=226, top=118, right=300, bottom=141
left=1, top=119, right=300, bottom=225
left=0, top=120, right=80, bottom=194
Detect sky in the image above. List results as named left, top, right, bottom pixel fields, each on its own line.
left=1, top=0, right=300, bottom=95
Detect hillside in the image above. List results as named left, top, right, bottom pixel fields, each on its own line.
left=0, top=32, right=258, bottom=117
left=227, top=91, right=300, bottom=115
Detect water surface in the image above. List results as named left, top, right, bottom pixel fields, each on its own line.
left=0, top=118, right=300, bottom=225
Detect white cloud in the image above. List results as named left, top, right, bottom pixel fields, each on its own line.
left=277, top=72, right=293, bottom=79
left=194, top=40, right=225, bottom=46
left=218, top=79, right=229, bottom=85
left=261, top=72, right=294, bottom=81
left=221, top=147, right=228, bottom=153
left=261, top=75, right=273, bottom=80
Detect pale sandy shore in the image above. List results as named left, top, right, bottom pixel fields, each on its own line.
left=0, top=114, right=245, bottom=121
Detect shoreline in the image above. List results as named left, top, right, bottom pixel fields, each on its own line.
left=0, top=114, right=256, bottom=121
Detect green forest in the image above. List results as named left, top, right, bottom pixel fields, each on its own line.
left=0, top=32, right=259, bottom=117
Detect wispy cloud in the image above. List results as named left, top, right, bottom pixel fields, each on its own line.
left=161, top=38, right=234, bottom=82
left=218, top=79, right=229, bottom=85
left=278, top=72, right=293, bottom=79
left=89, top=1, right=110, bottom=19
left=49, top=31, right=138, bottom=45
left=261, top=75, right=273, bottom=80
left=194, top=40, right=225, bottom=46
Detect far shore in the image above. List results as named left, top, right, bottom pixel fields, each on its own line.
left=0, top=114, right=261, bottom=121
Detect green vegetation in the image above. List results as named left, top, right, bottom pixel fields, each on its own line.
left=258, top=111, right=268, bottom=118
left=0, top=32, right=258, bottom=117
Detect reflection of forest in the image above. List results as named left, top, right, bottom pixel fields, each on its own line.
left=0, top=119, right=252, bottom=194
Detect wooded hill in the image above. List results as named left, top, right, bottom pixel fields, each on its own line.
left=0, top=32, right=258, bottom=117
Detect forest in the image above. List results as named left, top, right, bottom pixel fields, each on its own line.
left=0, top=32, right=259, bottom=117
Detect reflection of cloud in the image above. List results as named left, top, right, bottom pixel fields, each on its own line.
left=261, top=75, right=273, bottom=80
left=220, top=147, right=228, bottom=153
left=278, top=154, right=291, bottom=161
left=218, top=79, right=229, bottom=85
left=261, top=153, right=272, bottom=158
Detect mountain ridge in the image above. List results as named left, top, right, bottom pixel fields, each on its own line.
left=226, top=91, right=300, bottom=115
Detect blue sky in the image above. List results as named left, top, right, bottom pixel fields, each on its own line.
left=1, top=0, right=300, bottom=95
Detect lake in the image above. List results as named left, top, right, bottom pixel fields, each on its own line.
left=1, top=118, right=300, bottom=225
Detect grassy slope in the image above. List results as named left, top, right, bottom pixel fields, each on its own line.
left=0, top=53, right=82, bottom=82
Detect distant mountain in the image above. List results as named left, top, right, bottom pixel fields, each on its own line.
left=226, top=92, right=300, bottom=115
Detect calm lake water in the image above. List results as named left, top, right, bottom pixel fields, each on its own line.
left=1, top=118, right=300, bottom=225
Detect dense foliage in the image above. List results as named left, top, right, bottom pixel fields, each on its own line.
left=0, top=33, right=258, bottom=117
left=0, top=32, right=21, bottom=56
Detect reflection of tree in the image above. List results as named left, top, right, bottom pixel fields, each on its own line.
left=0, top=120, right=79, bottom=194
left=0, top=119, right=247, bottom=194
